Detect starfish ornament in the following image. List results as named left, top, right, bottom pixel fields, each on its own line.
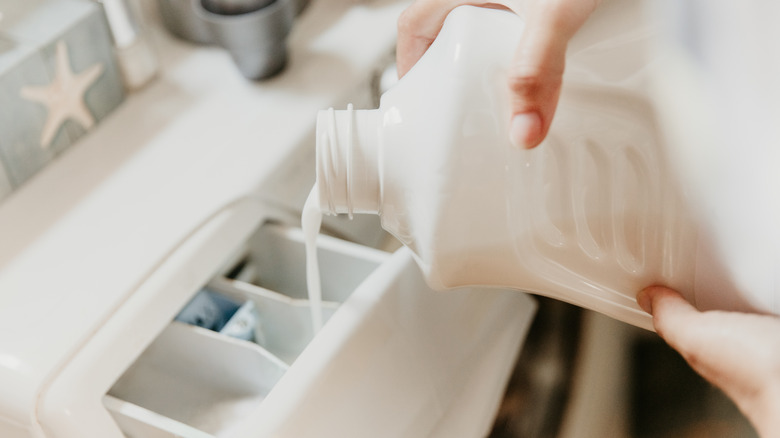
left=20, top=41, right=104, bottom=149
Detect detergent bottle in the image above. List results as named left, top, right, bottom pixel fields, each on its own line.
left=313, top=5, right=777, bottom=329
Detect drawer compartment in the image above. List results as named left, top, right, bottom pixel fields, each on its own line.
left=207, top=278, right=339, bottom=365
left=103, top=395, right=214, bottom=438
left=106, top=322, right=288, bottom=437
left=235, top=223, right=389, bottom=302
left=105, top=221, right=389, bottom=437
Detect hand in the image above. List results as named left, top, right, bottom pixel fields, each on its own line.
left=637, top=286, right=780, bottom=437
left=396, top=0, right=599, bottom=149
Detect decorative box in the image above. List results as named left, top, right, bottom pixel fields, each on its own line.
left=0, top=0, right=125, bottom=198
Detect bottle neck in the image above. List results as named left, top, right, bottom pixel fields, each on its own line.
left=316, top=105, right=381, bottom=217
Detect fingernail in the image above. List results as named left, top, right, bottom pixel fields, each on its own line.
left=510, top=112, right=542, bottom=149
left=637, top=288, right=654, bottom=315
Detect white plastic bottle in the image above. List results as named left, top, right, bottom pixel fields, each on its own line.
left=314, top=6, right=775, bottom=329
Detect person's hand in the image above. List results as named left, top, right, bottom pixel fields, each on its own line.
left=396, top=0, right=600, bottom=149
left=637, top=286, right=780, bottom=437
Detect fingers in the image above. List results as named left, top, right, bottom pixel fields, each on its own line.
left=637, top=286, right=735, bottom=385
left=639, top=286, right=750, bottom=385
left=396, top=0, right=598, bottom=148
left=637, top=286, right=701, bottom=342
left=396, top=0, right=520, bottom=78
left=508, top=0, right=598, bottom=148
left=638, top=286, right=780, bottom=436
left=395, top=0, right=440, bottom=78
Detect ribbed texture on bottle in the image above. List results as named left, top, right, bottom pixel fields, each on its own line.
left=315, top=105, right=381, bottom=217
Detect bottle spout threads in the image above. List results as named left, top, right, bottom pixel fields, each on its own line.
left=316, top=105, right=381, bottom=217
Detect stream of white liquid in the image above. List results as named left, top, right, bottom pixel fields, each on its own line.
left=302, top=186, right=323, bottom=333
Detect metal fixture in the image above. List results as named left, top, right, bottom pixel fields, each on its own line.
left=157, top=0, right=307, bottom=79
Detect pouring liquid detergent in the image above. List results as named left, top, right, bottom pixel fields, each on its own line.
left=302, top=187, right=323, bottom=332
left=304, top=6, right=780, bottom=330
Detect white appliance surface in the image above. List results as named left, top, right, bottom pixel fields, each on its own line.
left=0, top=0, right=410, bottom=433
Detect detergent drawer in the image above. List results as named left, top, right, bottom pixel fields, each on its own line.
left=97, top=212, right=537, bottom=438
left=102, top=220, right=388, bottom=437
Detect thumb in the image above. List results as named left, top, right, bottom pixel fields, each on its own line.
left=638, top=286, right=780, bottom=436
left=638, top=285, right=763, bottom=389
left=508, top=0, right=598, bottom=149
